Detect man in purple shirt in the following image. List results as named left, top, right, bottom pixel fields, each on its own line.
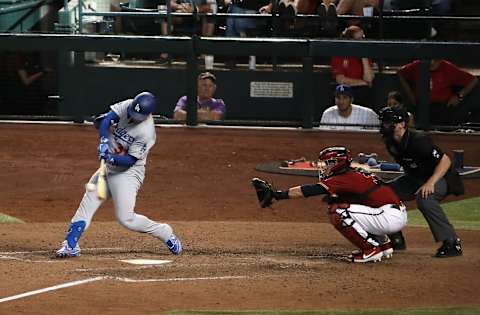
left=173, top=72, right=226, bottom=121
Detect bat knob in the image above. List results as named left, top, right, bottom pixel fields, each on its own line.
left=85, top=183, right=96, bottom=191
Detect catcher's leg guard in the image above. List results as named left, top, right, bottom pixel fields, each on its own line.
left=328, top=205, right=379, bottom=251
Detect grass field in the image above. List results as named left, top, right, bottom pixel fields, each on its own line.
left=408, top=197, right=480, bottom=230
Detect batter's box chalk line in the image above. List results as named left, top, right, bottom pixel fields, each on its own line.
left=0, top=275, right=250, bottom=304
left=0, top=247, right=128, bottom=263
left=0, top=247, right=125, bottom=256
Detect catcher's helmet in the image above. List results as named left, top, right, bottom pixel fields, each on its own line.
left=317, top=146, right=352, bottom=179
left=127, top=92, right=156, bottom=122
left=378, top=106, right=408, bottom=137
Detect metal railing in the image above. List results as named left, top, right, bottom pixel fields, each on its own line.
left=75, top=0, right=480, bottom=41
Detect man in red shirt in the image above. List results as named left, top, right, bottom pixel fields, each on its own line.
left=331, top=26, right=375, bottom=107
left=252, top=146, right=407, bottom=263
left=398, top=59, right=478, bottom=125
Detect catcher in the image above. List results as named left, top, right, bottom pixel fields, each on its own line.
left=252, top=146, right=407, bottom=263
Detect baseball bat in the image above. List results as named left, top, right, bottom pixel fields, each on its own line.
left=96, top=159, right=108, bottom=201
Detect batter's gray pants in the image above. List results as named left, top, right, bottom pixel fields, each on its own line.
left=389, top=175, right=458, bottom=242
left=72, top=167, right=173, bottom=243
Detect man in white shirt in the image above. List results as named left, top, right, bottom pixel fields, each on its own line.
left=320, top=84, right=379, bottom=130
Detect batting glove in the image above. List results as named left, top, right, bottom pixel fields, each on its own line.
left=97, top=136, right=109, bottom=160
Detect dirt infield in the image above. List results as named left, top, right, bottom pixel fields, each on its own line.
left=0, top=124, right=479, bottom=314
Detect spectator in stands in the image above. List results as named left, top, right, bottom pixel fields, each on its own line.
left=259, top=0, right=326, bottom=35
left=386, top=90, right=415, bottom=127
left=159, top=0, right=217, bottom=62
left=226, top=0, right=270, bottom=37
left=225, top=0, right=270, bottom=68
left=173, top=72, right=226, bottom=121
left=0, top=52, right=51, bottom=115
left=320, top=84, right=378, bottom=130
left=335, top=0, right=378, bottom=16
left=331, top=25, right=375, bottom=107
left=110, top=0, right=123, bottom=33
left=397, top=59, right=479, bottom=125
left=388, top=0, right=452, bottom=15
left=316, top=1, right=338, bottom=36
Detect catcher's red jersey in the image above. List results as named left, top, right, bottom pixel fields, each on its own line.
left=320, top=169, right=401, bottom=208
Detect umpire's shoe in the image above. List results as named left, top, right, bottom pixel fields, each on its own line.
left=435, top=238, right=463, bottom=258
left=166, top=234, right=182, bottom=255
left=55, top=240, right=81, bottom=258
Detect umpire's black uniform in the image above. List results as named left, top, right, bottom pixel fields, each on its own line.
left=379, top=107, right=464, bottom=257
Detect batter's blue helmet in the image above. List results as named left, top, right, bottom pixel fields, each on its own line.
left=128, top=92, right=156, bottom=122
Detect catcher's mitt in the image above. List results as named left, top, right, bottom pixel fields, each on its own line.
left=251, top=178, right=277, bottom=208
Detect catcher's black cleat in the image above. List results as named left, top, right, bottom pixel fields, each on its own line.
left=435, top=238, right=463, bottom=258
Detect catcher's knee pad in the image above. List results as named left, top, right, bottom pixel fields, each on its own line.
left=327, top=204, right=349, bottom=227
left=329, top=208, right=378, bottom=250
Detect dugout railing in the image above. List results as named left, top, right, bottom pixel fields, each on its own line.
left=1, top=33, right=480, bottom=130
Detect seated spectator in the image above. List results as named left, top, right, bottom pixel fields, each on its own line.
left=431, top=0, right=453, bottom=15
left=226, top=0, right=270, bottom=37
left=259, top=0, right=325, bottom=35
left=225, top=0, right=270, bottom=68
left=316, top=1, right=338, bottom=36
left=330, top=25, right=375, bottom=107
left=385, top=0, right=451, bottom=39
left=173, top=72, right=226, bottom=121
left=159, top=0, right=217, bottom=62
left=398, top=59, right=479, bottom=126
left=320, top=84, right=378, bottom=130
left=388, top=0, right=452, bottom=15
left=386, top=90, right=414, bottom=127
left=0, top=52, right=51, bottom=115
left=336, top=0, right=378, bottom=16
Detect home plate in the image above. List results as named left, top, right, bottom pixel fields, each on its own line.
left=120, top=259, right=172, bottom=265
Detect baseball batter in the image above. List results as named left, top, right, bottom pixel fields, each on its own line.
left=252, top=146, right=407, bottom=263
left=55, top=92, right=182, bottom=258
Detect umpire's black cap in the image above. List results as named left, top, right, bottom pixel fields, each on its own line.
left=378, top=106, right=408, bottom=124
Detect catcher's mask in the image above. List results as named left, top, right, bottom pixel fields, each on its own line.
left=378, top=106, right=408, bottom=137
left=317, top=146, right=352, bottom=180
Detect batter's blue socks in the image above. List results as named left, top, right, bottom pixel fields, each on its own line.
left=66, top=221, right=86, bottom=249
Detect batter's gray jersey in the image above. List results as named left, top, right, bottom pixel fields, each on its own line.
left=108, top=99, right=156, bottom=173
left=71, top=99, right=174, bottom=244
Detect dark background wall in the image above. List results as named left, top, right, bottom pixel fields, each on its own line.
left=59, top=62, right=434, bottom=122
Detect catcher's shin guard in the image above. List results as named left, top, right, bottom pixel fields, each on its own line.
left=328, top=206, right=379, bottom=251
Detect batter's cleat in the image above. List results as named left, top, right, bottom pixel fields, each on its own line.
left=55, top=240, right=81, bottom=258
left=351, top=247, right=383, bottom=263
left=165, top=233, right=182, bottom=255
left=435, top=238, right=462, bottom=258
left=381, top=242, right=394, bottom=259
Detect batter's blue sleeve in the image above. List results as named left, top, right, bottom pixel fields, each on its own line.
left=107, top=153, right=138, bottom=167
left=98, top=111, right=120, bottom=138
